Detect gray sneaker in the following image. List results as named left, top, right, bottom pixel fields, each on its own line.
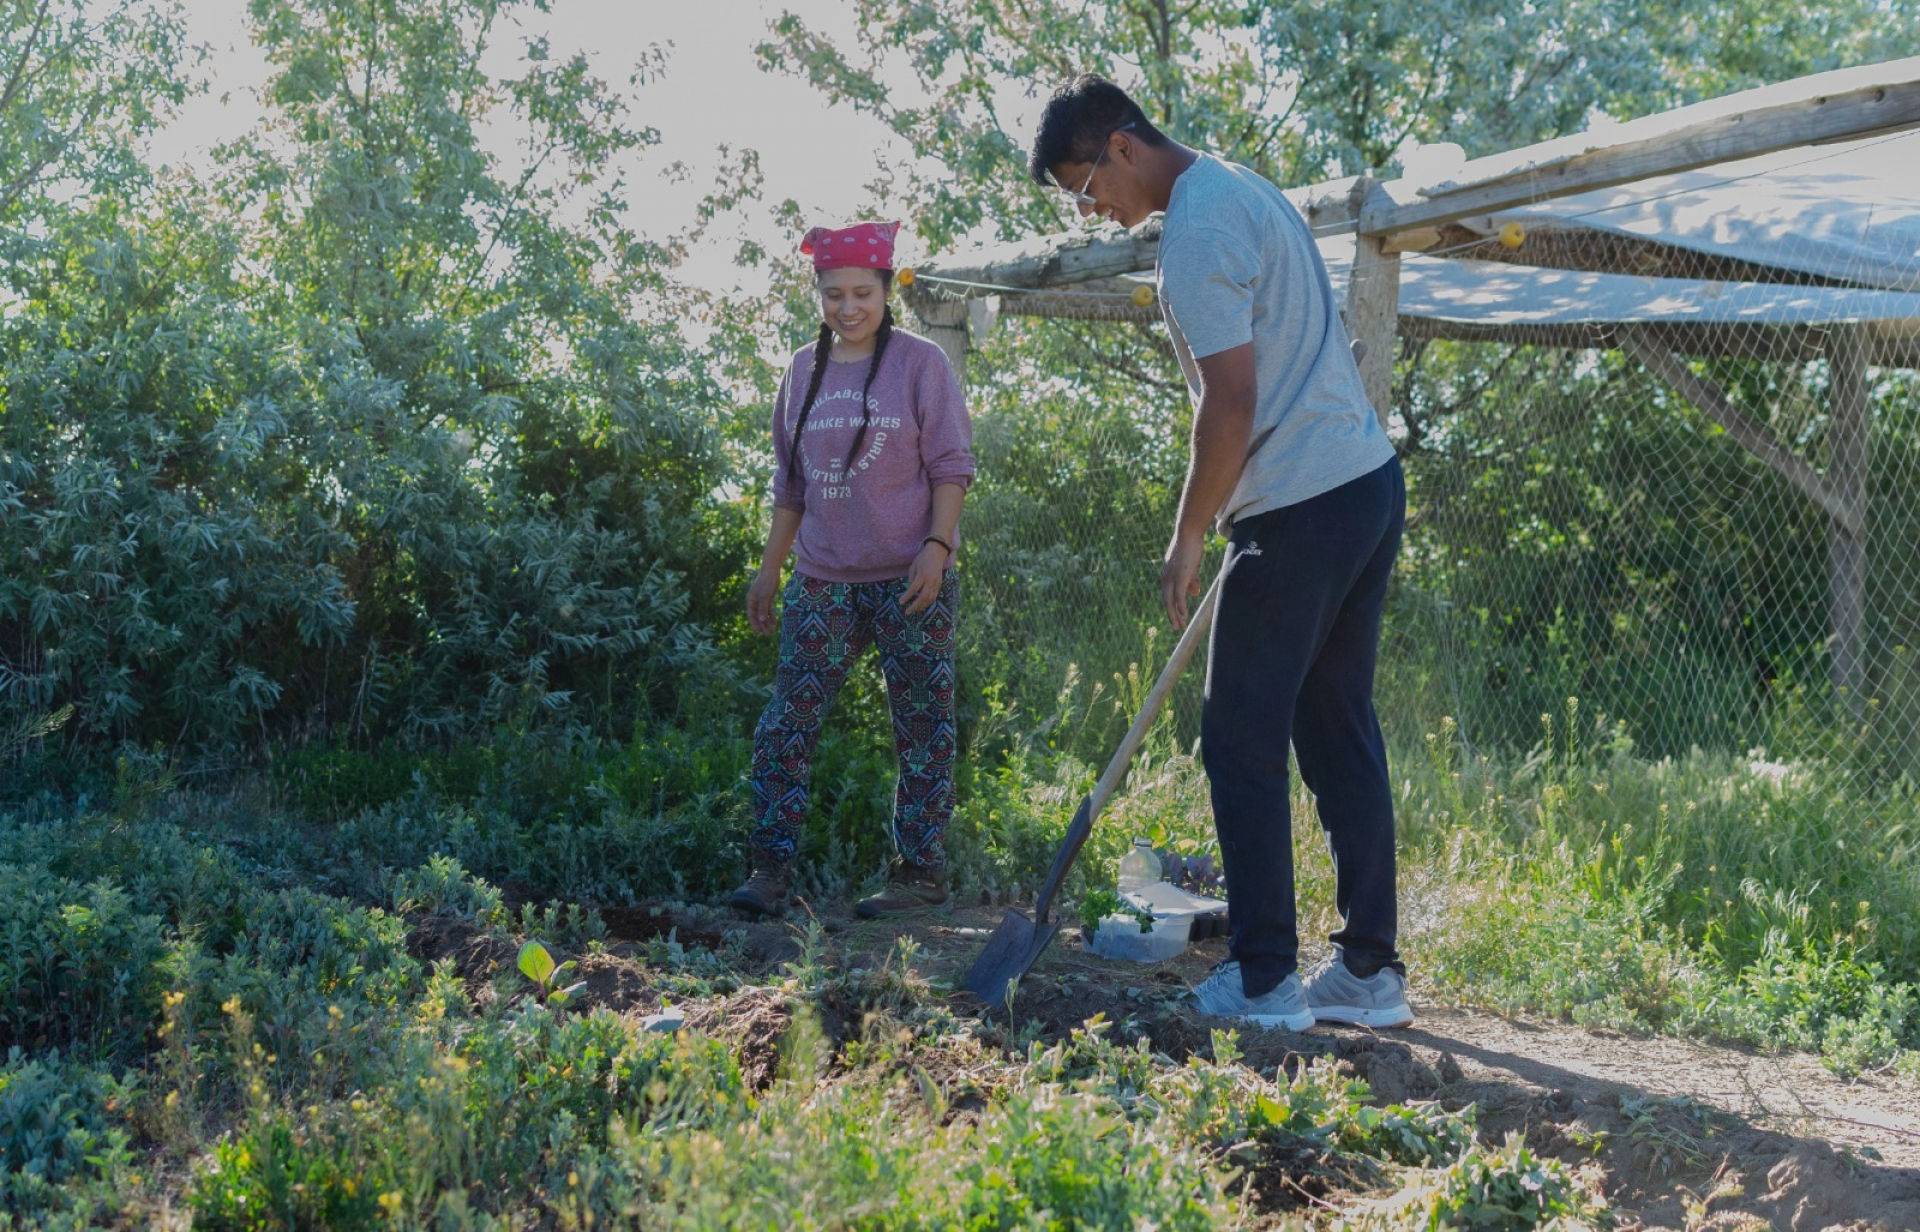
left=1302, top=956, right=1414, bottom=1028
left=1190, top=961, right=1314, bottom=1031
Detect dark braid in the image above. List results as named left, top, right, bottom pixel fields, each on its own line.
left=844, top=303, right=895, bottom=476
left=787, top=270, right=896, bottom=492
left=785, top=322, right=834, bottom=493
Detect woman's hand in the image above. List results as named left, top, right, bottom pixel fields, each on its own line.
left=900, top=542, right=949, bottom=616
left=746, top=567, right=782, bottom=636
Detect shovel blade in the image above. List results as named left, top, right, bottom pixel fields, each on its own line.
left=964, top=908, right=1061, bottom=1008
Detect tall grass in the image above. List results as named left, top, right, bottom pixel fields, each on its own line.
left=1385, top=701, right=1920, bottom=1072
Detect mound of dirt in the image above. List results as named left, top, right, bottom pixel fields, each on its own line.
left=404, top=913, right=520, bottom=979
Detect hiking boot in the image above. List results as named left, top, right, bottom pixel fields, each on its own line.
left=854, top=858, right=950, bottom=918
left=1190, top=961, right=1314, bottom=1031
left=729, top=849, right=792, bottom=918
left=1302, top=955, right=1414, bottom=1028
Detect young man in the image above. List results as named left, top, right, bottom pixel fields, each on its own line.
left=1028, top=75, right=1411, bottom=1030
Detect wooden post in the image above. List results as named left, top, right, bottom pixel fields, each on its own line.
left=1828, top=323, right=1871, bottom=717
left=1346, top=179, right=1401, bottom=432
left=914, top=296, right=969, bottom=390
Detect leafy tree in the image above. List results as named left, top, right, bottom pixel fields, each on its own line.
left=0, top=0, right=755, bottom=750
left=756, top=0, right=1920, bottom=250
left=0, top=0, right=191, bottom=227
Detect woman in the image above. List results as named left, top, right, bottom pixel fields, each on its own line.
left=732, top=220, right=975, bottom=919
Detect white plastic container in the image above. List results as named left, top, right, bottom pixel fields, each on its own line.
left=1122, top=879, right=1224, bottom=921
left=1088, top=911, right=1192, bottom=963
left=1121, top=879, right=1228, bottom=944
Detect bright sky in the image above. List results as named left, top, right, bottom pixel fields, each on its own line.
left=148, top=0, right=931, bottom=291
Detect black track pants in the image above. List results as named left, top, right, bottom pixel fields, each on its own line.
left=1201, top=456, right=1406, bottom=998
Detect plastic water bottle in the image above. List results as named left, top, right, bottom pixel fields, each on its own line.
left=1116, top=838, right=1160, bottom=896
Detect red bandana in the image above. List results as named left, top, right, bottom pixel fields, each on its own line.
left=801, top=221, right=900, bottom=271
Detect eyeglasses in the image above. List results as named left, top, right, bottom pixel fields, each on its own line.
left=1049, top=122, right=1137, bottom=208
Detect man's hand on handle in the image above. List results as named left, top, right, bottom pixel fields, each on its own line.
left=1160, top=533, right=1205, bottom=631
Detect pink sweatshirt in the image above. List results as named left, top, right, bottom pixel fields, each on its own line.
left=770, top=331, right=976, bottom=583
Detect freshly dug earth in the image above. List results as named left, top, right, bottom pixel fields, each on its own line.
left=414, top=898, right=1920, bottom=1231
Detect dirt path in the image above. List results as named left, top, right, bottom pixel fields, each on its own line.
left=1400, top=1006, right=1920, bottom=1169
left=424, top=898, right=1920, bottom=1230
left=1385, top=1007, right=1920, bottom=1230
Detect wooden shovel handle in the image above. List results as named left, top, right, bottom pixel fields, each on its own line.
left=1088, top=572, right=1221, bottom=821
left=1031, top=572, right=1222, bottom=924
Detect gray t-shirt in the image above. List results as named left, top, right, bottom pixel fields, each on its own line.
left=1157, top=153, right=1394, bottom=527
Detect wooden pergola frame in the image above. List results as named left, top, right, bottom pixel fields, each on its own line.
left=905, top=58, right=1920, bottom=707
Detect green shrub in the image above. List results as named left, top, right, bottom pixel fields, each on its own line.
left=1382, top=1132, right=1611, bottom=1230
left=1402, top=718, right=1920, bottom=1071
left=34, top=819, right=254, bottom=949
left=224, top=889, right=416, bottom=1007
left=622, top=1067, right=1234, bottom=1230
left=509, top=900, right=607, bottom=949
left=1679, top=931, right=1920, bottom=1075
left=387, top=856, right=505, bottom=926
left=1020, top=1016, right=1163, bottom=1099
left=1152, top=1034, right=1370, bottom=1149
left=325, top=802, right=503, bottom=895
left=189, top=1009, right=745, bottom=1227
left=950, top=1086, right=1229, bottom=1230
left=1417, top=834, right=1690, bottom=1034
left=1159, top=1038, right=1475, bottom=1169
left=0, top=866, right=167, bottom=1060
left=1403, top=707, right=1920, bottom=980
left=290, top=723, right=760, bottom=904
left=0, top=0, right=750, bottom=757
left=272, top=743, right=495, bottom=820
left=0, top=1050, right=138, bottom=1216
left=1337, top=1099, right=1480, bottom=1169
left=201, top=888, right=420, bottom=1079
left=327, top=791, right=750, bottom=907
left=456, top=1008, right=745, bottom=1161
left=188, top=1109, right=389, bottom=1231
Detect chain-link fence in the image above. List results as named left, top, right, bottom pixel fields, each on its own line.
left=1390, top=324, right=1920, bottom=785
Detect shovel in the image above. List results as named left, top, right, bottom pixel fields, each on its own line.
left=965, top=572, right=1222, bottom=1008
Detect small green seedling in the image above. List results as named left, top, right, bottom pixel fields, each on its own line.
left=517, top=939, right=587, bottom=1007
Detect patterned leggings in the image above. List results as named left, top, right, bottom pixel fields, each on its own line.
left=749, top=571, right=959, bottom=865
